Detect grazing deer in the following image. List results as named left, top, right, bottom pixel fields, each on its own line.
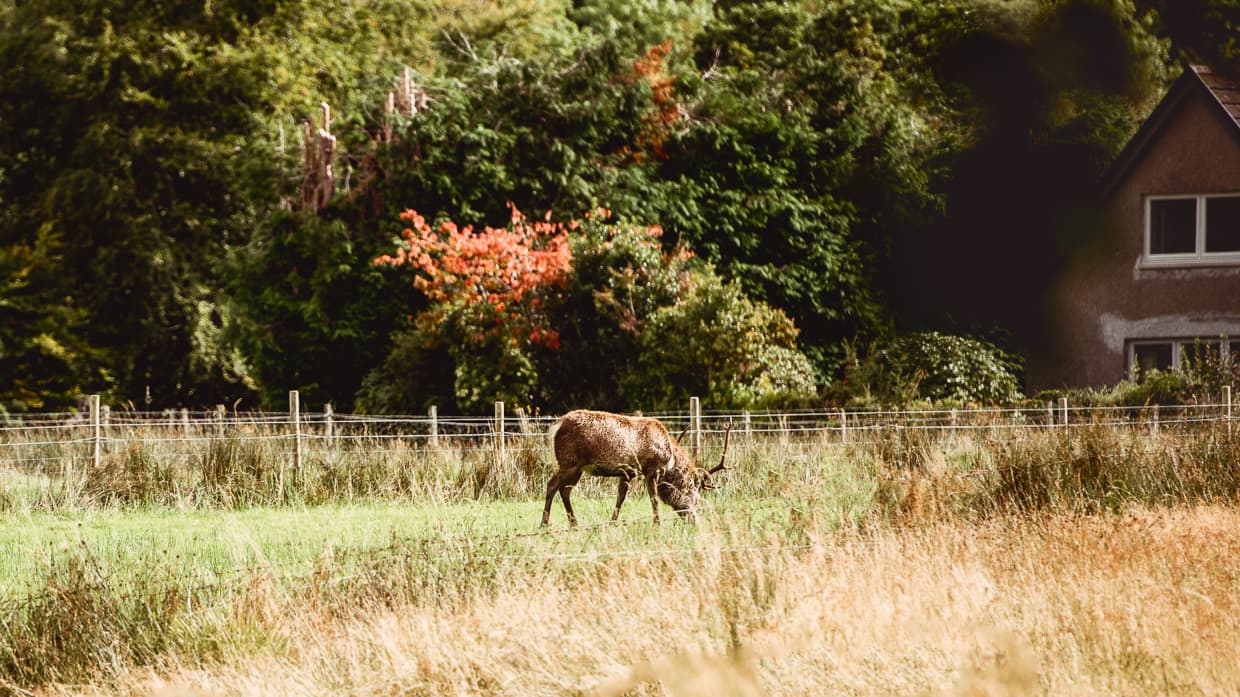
left=541, top=409, right=730, bottom=526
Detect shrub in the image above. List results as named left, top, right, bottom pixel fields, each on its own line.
left=1031, top=340, right=1240, bottom=408
left=840, top=331, right=1023, bottom=406
left=624, top=272, right=819, bottom=410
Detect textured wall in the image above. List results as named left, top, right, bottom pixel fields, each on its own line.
left=1029, top=85, right=1240, bottom=390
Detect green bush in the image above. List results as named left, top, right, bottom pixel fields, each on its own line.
left=840, top=331, right=1024, bottom=407
left=624, top=272, right=819, bottom=410
left=1032, top=342, right=1240, bottom=408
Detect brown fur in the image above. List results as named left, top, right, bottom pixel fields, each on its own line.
left=541, top=409, right=715, bottom=526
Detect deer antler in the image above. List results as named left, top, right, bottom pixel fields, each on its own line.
left=709, top=422, right=733, bottom=474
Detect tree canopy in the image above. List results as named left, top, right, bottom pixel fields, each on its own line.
left=0, top=0, right=1211, bottom=412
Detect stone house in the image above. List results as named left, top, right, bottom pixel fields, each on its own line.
left=1028, top=65, right=1240, bottom=389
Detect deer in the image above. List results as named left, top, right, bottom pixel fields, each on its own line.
left=541, top=409, right=730, bottom=527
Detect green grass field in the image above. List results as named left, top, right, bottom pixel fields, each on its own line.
left=3, top=423, right=1240, bottom=695
left=0, top=484, right=857, bottom=601
left=1, top=500, right=529, bottom=597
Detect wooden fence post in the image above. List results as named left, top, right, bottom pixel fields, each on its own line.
left=429, top=405, right=439, bottom=448
left=689, top=396, right=701, bottom=459
left=90, top=394, right=101, bottom=470
left=324, top=402, right=334, bottom=444
left=1060, top=397, right=1069, bottom=427
left=839, top=408, right=847, bottom=444
left=1226, top=386, right=1233, bottom=435
left=515, top=406, right=532, bottom=436
left=289, top=390, right=301, bottom=484
left=495, top=400, right=506, bottom=465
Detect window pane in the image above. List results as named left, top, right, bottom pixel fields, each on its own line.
left=1206, top=196, right=1240, bottom=252
left=1133, top=343, right=1173, bottom=380
left=1150, top=198, right=1197, bottom=254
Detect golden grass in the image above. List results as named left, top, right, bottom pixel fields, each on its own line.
left=40, top=504, right=1240, bottom=697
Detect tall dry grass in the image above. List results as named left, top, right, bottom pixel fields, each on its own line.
left=26, top=506, right=1240, bottom=697
left=5, top=420, right=1240, bottom=695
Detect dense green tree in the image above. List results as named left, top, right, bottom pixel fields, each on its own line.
left=224, top=211, right=416, bottom=411
left=0, top=0, right=283, bottom=407
left=1135, top=0, right=1240, bottom=65
left=650, top=0, right=952, bottom=378
left=0, top=236, right=104, bottom=412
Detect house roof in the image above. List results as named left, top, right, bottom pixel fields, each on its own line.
left=1101, top=65, right=1240, bottom=198
left=1195, top=65, right=1240, bottom=124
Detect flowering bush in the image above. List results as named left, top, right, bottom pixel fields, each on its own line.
left=375, top=203, right=573, bottom=350
left=371, top=204, right=819, bottom=413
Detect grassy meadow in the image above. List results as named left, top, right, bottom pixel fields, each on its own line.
left=2, top=418, right=1240, bottom=695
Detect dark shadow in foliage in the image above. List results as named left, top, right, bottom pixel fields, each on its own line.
left=355, top=329, right=458, bottom=414
left=227, top=210, right=418, bottom=411
left=888, top=0, right=1167, bottom=359
left=1135, top=0, right=1240, bottom=67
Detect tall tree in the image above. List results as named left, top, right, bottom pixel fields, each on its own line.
left=1135, top=0, right=1240, bottom=66
left=653, top=0, right=949, bottom=377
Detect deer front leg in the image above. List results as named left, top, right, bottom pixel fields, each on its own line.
left=611, top=477, right=630, bottom=522
left=644, top=472, right=661, bottom=525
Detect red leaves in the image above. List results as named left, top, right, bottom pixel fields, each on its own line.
left=376, top=203, right=573, bottom=350
left=618, top=40, right=680, bottom=163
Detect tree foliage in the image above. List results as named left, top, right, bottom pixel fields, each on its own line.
left=364, top=207, right=816, bottom=412
left=2, top=0, right=1232, bottom=411
left=893, top=0, right=1170, bottom=344
left=628, top=273, right=818, bottom=409
left=839, top=331, right=1024, bottom=406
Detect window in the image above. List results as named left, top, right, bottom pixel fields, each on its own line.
left=1206, top=197, right=1240, bottom=252
left=1145, top=194, right=1240, bottom=263
left=1127, top=337, right=1235, bottom=381
left=1149, top=198, right=1196, bottom=254
left=1132, top=342, right=1174, bottom=380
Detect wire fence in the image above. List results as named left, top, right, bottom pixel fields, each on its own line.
left=0, top=390, right=1235, bottom=471
left=1, top=391, right=1237, bottom=624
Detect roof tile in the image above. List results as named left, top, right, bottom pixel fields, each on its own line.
left=1192, top=65, right=1240, bottom=127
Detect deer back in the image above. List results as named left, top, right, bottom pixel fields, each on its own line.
left=553, top=410, right=686, bottom=474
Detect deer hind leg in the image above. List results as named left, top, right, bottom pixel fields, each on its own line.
left=542, top=469, right=565, bottom=526
left=611, top=477, right=631, bottom=522
left=644, top=472, right=661, bottom=525
left=542, top=467, right=581, bottom=527
left=557, top=469, right=584, bottom=527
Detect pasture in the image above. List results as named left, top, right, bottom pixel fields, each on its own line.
left=2, top=406, right=1239, bottom=695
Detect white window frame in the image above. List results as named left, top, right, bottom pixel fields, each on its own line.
left=1126, top=337, right=1234, bottom=380
left=1143, top=193, right=1240, bottom=266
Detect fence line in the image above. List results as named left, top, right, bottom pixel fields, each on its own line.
left=0, top=392, right=1235, bottom=469
left=0, top=392, right=1236, bottom=615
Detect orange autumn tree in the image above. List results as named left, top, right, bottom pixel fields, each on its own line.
left=377, top=203, right=572, bottom=346
left=371, top=204, right=816, bottom=412
left=374, top=203, right=575, bottom=410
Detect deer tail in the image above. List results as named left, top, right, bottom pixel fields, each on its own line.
left=547, top=416, right=565, bottom=444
